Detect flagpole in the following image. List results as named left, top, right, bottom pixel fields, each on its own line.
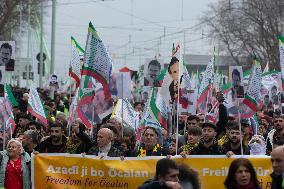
left=121, top=73, right=124, bottom=138
left=68, top=78, right=72, bottom=137
left=237, top=99, right=244, bottom=156
left=68, top=37, right=73, bottom=136
left=3, top=116, right=6, bottom=150
left=208, top=101, right=218, bottom=114
left=175, top=47, right=182, bottom=156
left=91, top=99, right=95, bottom=141
left=171, top=103, right=175, bottom=135
left=204, top=91, right=209, bottom=122
left=3, top=96, right=7, bottom=150
left=205, top=48, right=215, bottom=121
left=253, top=114, right=259, bottom=135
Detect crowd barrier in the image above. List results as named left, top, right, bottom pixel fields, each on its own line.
left=32, top=154, right=272, bottom=189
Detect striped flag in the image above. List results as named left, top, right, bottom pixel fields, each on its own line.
left=0, top=98, right=15, bottom=133
left=5, top=84, right=18, bottom=107
left=243, top=57, right=262, bottom=113
left=77, top=75, right=96, bottom=128
left=4, top=85, right=17, bottom=132
left=68, top=88, right=79, bottom=124
left=279, top=35, right=284, bottom=89
left=81, top=22, right=113, bottom=100
left=27, top=88, right=48, bottom=125
left=69, top=36, right=84, bottom=88
left=197, top=57, right=214, bottom=113
left=151, top=88, right=168, bottom=129
left=140, top=88, right=168, bottom=129
left=179, top=65, right=193, bottom=109
left=111, top=99, right=139, bottom=132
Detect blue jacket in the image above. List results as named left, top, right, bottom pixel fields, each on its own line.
left=0, top=150, right=31, bottom=189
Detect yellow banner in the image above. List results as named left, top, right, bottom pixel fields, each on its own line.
left=32, top=155, right=272, bottom=189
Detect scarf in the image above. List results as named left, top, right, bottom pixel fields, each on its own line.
left=236, top=182, right=257, bottom=189
left=66, top=137, right=82, bottom=154
left=138, top=143, right=162, bottom=157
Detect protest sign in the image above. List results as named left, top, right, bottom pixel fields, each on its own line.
left=32, top=155, right=272, bottom=189
left=0, top=41, right=15, bottom=71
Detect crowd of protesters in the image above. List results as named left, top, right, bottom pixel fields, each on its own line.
left=0, top=85, right=283, bottom=189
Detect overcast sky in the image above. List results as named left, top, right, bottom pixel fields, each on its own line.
left=43, top=0, right=218, bottom=79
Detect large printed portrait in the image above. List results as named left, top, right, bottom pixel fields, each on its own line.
left=144, top=59, right=163, bottom=87
left=0, top=41, right=15, bottom=71
left=229, top=66, right=244, bottom=99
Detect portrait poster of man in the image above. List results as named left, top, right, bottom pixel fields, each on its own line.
left=229, top=66, right=244, bottom=99
left=143, top=58, right=163, bottom=87
left=168, top=57, right=180, bottom=104
left=261, top=72, right=281, bottom=109
left=93, top=87, right=113, bottom=121
left=49, top=74, right=59, bottom=88
left=157, top=56, right=180, bottom=108
left=270, top=85, right=280, bottom=106
left=141, top=86, right=151, bottom=104
left=0, top=41, right=15, bottom=71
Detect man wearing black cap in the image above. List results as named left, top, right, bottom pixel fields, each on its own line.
left=191, top=122, right=224, bottom=155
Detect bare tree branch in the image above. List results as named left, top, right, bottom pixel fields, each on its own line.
left=201, top=0, right=284, bottom=70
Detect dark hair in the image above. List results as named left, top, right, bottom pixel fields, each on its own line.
left=120, top=138, right=131, bottom=147
left=273, top=114, right=284, bottom=120
left=178, top=163, right=200, bottom=189
left=187, top=115, right=199, bottom=122
left=78, top=122, right=86, bottom=132
left=273, top=138, right=284, bottom=146
left=28, top=121, right=42, bottom=130
left=224, top=158, right=260, bottom=189
left=155, top=158, right=179, bottom=180
left=232, top=69, right=241, bottom=79
left=0, top=43, right=12, bottom=54
left=227, top=121, right=242, bottom=132
left=17, top=112, right=31, bottom=121
left=188, top=126, right=202, bottom=136
left=49, top=121, right=64, bottom=129
left=134, top=102, right=142, bottom=108
left=168, top=57, right=179, bottom=74
left=148, top=60, right=161, bottom=70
